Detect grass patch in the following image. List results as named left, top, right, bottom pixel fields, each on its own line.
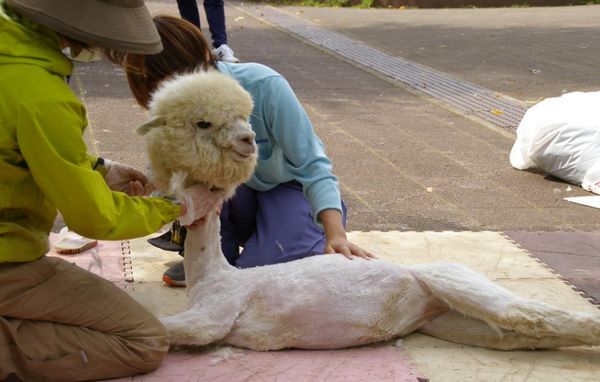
left=248, top=0, right=597, bottom=8
left=254, top=0, right=372, bottom=8
left=274, top=0, right=347, bottom=6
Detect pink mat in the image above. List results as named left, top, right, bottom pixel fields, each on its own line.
left=46, top=235, right=426, bottom=382
left=112, top=344, right=424, bottom=382
left=48, top=233, right=128, bottom=289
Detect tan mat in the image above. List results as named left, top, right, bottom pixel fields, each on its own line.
left=126, top=231, right=600, bottom=381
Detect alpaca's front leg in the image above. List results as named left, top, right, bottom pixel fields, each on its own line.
left=161, top=309, right=234, bottom=347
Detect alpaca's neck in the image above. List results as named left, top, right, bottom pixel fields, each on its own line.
left=183, top=209, right=234, bottom=291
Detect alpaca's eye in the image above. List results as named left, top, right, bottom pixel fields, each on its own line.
left=196, top=121, right=212, bottom=129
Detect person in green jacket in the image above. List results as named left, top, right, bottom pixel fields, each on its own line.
left=0, top=0, right=218, bottom=380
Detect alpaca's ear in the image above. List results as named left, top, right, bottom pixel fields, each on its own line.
left=136, top=117, right=166, bottom=135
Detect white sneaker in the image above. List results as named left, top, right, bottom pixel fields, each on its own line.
left=213, top=44, right=240, bottom=63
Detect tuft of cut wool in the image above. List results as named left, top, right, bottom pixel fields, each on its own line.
left=208, top=346, right=245, bottom=366
left=168, top=171, right=188, bottom=199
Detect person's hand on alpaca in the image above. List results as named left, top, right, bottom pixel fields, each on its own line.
left=325, top=233, right=376, bottom=260
left=179, top=184, right=222, bottom=226
left=320, top=209, right=376, bottom=260
left=103, top=159, right=155, bottom=196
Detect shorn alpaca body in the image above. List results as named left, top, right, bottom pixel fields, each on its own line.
left=166, top=207, right=599, bottom=351
left=139, top=71, right=600, bottom=351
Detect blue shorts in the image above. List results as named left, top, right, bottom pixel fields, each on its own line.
left=219, top=182, right=347, bottom=268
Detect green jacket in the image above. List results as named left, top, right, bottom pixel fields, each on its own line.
left=0, top=5, right=180, bottom=263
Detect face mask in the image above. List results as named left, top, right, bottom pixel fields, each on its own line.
left=62, top=46, right=104, bottom=63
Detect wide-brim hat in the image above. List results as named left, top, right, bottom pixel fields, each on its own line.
left=5, top=0, right=162, bottom=54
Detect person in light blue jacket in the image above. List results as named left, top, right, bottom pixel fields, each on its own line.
left=115, top=15, right=374, bottom=286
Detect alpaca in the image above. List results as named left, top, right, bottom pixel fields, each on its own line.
left=138, top=70, right=600, bottom=351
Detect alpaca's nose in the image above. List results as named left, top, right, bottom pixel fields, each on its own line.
left=239, top=134, right=254, bottom=146
left=229, top=120, right=257, bottom=160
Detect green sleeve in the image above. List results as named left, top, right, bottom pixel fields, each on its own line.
left=17, top=95, right=180, bottom=240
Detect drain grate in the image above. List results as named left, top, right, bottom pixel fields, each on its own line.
left=236, top=4, right=528, bottom=132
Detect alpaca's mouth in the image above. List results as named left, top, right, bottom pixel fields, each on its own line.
left=229, top=150, right=255, bottom=162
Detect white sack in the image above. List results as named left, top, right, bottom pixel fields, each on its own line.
left=509, top=91, right=600, bottom=194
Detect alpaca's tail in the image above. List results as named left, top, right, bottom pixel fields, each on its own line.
left=410, top=262, right=600, bottom=346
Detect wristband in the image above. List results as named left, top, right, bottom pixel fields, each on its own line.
left=93, top=157, right=105, bottom=170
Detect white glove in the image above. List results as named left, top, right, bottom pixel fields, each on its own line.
left=179, top=184, right=222, bottom=226
left=103, top=159, right=154, bottom=196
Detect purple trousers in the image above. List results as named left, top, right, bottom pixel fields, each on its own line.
left=220, top=182, right=347, bottom=268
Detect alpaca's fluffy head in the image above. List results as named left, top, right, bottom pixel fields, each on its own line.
left=137, top=70, right=257, bottom=197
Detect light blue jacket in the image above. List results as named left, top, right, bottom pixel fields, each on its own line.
left=217, top=62, right=342, bottom=220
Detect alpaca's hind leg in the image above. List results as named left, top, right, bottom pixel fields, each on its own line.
left=418, top=311, right=589, bottom=350
left=411, top=263, right=600, bottom=346
left=488, top=298, right=600, bottom=345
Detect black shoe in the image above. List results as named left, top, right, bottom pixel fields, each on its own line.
left=163, top=260, right=186, bottom=287
left=147, top=222, right=186, bottom=252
